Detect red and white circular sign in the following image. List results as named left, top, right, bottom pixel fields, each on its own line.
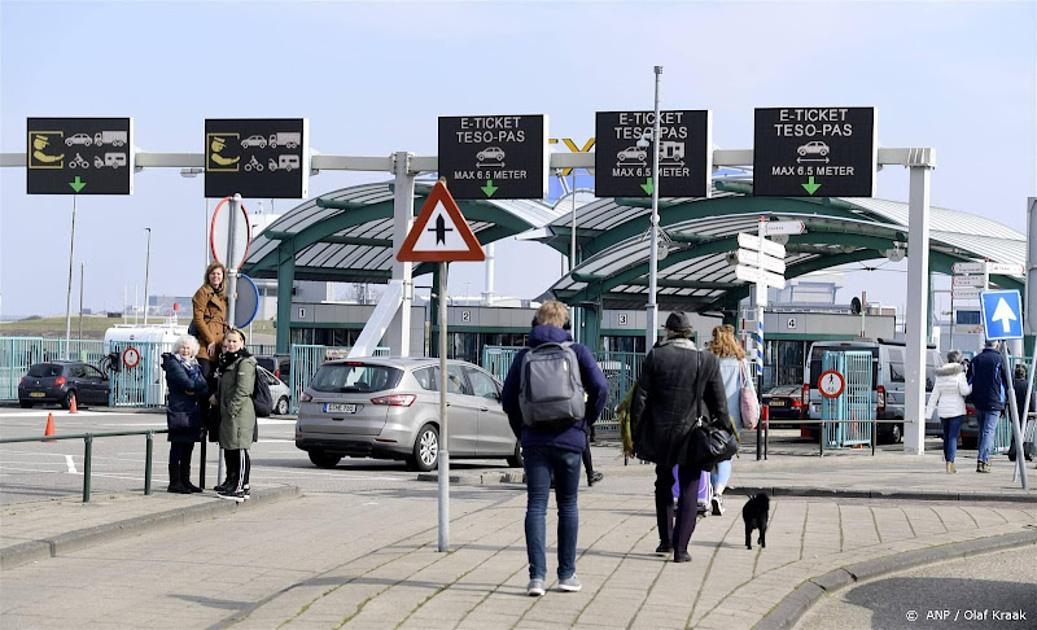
left=209, top=196, right=252, bottom=269
left=817, top=369, right=845, bottom=399
left=122, top=346, right=141, bottom=369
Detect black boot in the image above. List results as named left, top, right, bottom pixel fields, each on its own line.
left=167, top=463, right=189, bottom=494
left=180, top=455, right=202, bottom=493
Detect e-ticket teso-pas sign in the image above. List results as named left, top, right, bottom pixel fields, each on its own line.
left=752, top=107, right=876, bottom=198
left=438, top=115, right=548, bottom=199
left=204, top=118, right=309, bottom=199
left=27, top=117, right=133, bottom=195
left=595, top=110, right=711, bottom=198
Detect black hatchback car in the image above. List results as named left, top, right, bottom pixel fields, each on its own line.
left=18, top=362, right=110, bottom=409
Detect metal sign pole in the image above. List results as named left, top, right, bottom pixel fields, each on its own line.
left=64, top=195, right=78, bottom=358
left=1000, top=345, right=1029, bottom=490
left=437, top=261, right=450, bottom=551
left=755, top=218, right=767, bottom=460
left=217, top=192, right=242, bottom=488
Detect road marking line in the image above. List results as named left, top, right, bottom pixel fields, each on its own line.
left=65, top=455, right=77, bottom=474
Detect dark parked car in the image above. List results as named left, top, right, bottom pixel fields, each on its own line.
left=257, top=355, right=291, bottom=384
left=762, top=384, right=805, bottom=421
left=18, top=362, right=110, bottom=408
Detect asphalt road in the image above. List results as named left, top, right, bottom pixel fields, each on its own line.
left=0, top=407, right=522, bottom=505
left=796, top=546, right=1037, bottom=630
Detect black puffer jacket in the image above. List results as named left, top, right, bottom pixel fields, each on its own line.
left=161, top=353, right=208, bottom=443
left=629, top=338, right=728, bottom=467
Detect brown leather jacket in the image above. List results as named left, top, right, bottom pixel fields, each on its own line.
left=192, top=283, right=226, bottom=361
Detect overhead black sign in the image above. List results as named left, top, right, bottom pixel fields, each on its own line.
left=753, top=107, right=876, bottom=197
left=438, top=114, right=547, bottom=199
left=594, top=110, right=711, bottom=198
left=27, top=117, right=133, bottom=195
left=204, top=118, right=309, bottom=199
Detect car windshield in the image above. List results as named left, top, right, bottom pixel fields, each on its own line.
left=310, top=363, right=402, bottom=393
left=28, top=363, right=64, bottom=377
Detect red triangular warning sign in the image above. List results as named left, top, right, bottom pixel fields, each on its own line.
left=396, top=181, right=485, bottom=262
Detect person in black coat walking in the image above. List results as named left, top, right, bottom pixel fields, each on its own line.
left=629, top=312, right=729, bottom=564
left=969, top=340, right=1007, bottom=473
left=161, top=335, right=209, bottom=493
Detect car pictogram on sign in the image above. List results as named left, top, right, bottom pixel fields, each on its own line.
left=476, top=146, right=506, bottom=164
left=797, top=140, right=830, bottom=157
left=617, top=146, right=647, bottom=163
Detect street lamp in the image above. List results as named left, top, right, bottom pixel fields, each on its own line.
left=641, top=66, right=663, bottom=350
left=143, top=228, right=152, bottom=325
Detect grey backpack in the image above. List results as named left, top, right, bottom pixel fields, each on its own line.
left=518, top=341, right=586, bottom=428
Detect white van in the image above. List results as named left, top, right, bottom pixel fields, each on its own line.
left=802, top=339, right=941, bottom=444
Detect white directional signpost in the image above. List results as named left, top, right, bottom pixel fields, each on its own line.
left=730, top=219, right=805, bottom=459
left=397, top=180, right=485, bottom=552
left=980, top=290, right=1028, bottom=490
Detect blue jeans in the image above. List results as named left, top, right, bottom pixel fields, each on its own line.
left=711, top=459, right=732, bottom=492
left=523, top=446, right=581, bottom=580
left=941, top=415, right=964, bottom=463
left=976, top=409, right=1000, bottom=463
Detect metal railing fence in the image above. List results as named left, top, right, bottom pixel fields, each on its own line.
left=0, top=429, right=168, bottom=502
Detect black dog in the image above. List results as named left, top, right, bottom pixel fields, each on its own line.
left=742, top=493, right=769, bottom=550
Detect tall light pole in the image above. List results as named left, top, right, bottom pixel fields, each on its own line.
left=64, top=196, right=78, bottom=358
left=645, top=65, right=663, bottom=351
left=143, top=228, right=152, bottom=325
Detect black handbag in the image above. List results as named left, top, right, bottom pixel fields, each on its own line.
left=167, top=410, right=193, bottom=431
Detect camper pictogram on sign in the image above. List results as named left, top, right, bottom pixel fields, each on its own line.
left=396, top=181, right=485, bottom=263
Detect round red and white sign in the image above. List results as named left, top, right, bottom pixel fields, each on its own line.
left=122, top=346, right=141, bottom=369
left=817, top=369, right=845, bottom=399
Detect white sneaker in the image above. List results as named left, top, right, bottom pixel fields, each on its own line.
left=527, top=578, right=546, bottom=597
left=558, top=575, right=582, bottom=592
left=711, top=495, right=725, bottom=516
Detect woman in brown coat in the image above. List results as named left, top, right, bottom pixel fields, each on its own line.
left=192, top=262, right=227, bottom=446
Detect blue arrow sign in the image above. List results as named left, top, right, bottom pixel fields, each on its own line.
left=980, top=290, right=1023, bottom=340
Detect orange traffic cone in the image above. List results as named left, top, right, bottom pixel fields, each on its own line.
left=44, top=412, right=55, bottom=438
left=69, top=393, right=78, bottom=414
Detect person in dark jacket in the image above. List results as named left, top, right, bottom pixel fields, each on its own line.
left=160, top=335, right=208, bottom=493
left=629, top=312, right=728, bottom=563
left=1010, top=363, right=1035, bottom=462
left=213, top=328, right=258, bottom=501
left=969, top=340, right=1006, bottom=473
left=502, top=301, right=609, bottom=597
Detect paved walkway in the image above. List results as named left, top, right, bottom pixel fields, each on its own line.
left=1, top=450, right=1035, bottom=629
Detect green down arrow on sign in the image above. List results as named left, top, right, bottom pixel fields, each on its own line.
left=640, top=177, right=654, bottom=195
left=801, top=176, right=821, bottom=196
left=481, top=179, right=498, bottom=197
left=69, top=176, right=86, bottom=193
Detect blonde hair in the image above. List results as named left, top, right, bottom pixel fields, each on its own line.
left=173, top=335, right=200, bottom=357
left=709, top=325, right=745, bottom=359
left=535, top=300, right=569, bottom=328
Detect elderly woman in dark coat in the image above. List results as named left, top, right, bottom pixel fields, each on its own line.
left=630, top=312, right=729, bottom=563
left=161, top=335, right=208, bottom=494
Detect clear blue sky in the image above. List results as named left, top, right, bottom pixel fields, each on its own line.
left=2, top=0, right=1034, bottom=318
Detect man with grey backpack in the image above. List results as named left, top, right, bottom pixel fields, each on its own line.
left=503, top=301, right=609, bottom=597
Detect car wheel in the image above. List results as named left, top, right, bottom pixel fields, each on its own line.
left=506, top=442, right=523, bottom=468
left=308, top=451, right=342, bottom=469
left=61, top=390, right=75, bottom=410
left=275, top=396, right=290, bottom=416
left=820, top=149, right=829, bottom=156
left=798, top=148, right=807, bottom=156
left=19, top=400, right=33, bottom=408
left=891, top=424, right=903, bottom=444
left=409, top=424, right=439, bottom=472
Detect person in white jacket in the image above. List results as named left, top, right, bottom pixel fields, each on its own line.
left=925, top=350, right=972, bottom=473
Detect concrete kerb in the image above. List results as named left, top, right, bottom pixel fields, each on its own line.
left=0, top=485, right=300, bottom=571
left=753, top=526, right=1037, bottom=630
left=739, top=485, right=1037, bottom=504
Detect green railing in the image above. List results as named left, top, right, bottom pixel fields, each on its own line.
left=0, top=337, right=107, bottom=401
left=0, top=429, right=168, bottom=502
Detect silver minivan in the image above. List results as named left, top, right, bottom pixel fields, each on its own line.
left=295, top=357, right=522, bottom=471
left=802, top=339, right=941, bottom=444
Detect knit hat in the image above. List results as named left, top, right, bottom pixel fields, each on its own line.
left=664, top=311, right=693, bottom=333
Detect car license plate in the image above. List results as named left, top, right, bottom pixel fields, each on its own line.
left=324, top=403, right=357, bottom=414
left=769, top=400, right=785, bottom=407
left=30, top=392, right=46, bottom=398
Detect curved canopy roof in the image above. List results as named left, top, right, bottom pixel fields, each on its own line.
left=542, top=180, right=1025, bottom=311
left=243, top=181, right=562, bottom=281
left=243, top=179, right=1024, bottom=315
